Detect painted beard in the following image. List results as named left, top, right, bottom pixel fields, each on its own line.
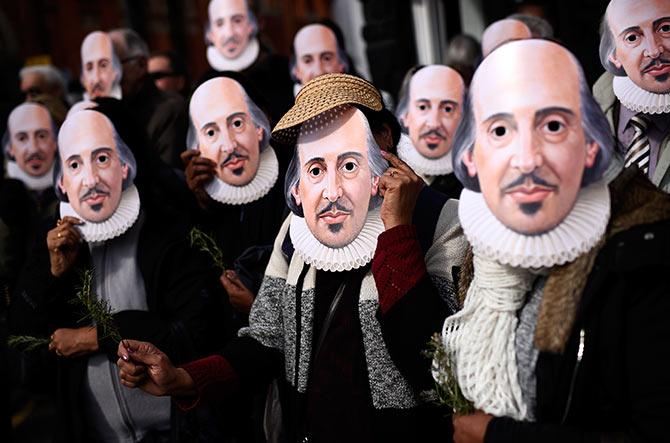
left=420, top=128, right=447, bottom=150
left=220, top=150, right=250, bottom=176
left=500, top=171, right=558, bottom=216
left=22, top=151, right=48, bottom=175
left=316, top=199, right=353, bottom=234
left=640, top=56, right=670, bottom=84
left=79, top=184, right=111, bottom=213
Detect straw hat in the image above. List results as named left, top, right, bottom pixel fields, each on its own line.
left=272, top=73, right=383, bottom=145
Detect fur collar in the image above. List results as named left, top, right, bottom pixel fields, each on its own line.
left=458, top=168, right=670, bottom=353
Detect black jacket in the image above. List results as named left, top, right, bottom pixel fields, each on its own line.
left=381, top=170, right=670, bottom=442
left=485, top=171, right=670, bottom=442
left=10, top=204, right=230, bottom=442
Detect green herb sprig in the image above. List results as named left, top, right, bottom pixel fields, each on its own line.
left=7, top=335, right=51, bottom=352
left=69, top=269, right=121, bottom=343
left=426, top=333, right=475, bottom=415
left=189, top=227, right=225, bottom=271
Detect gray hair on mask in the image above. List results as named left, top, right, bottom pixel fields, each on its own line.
left=284, top=109, right=388, bottom=217
left=53, top=113, right=137, bottom=202
left=186, top=91, right=270, bottom=152
left=394, top=65, right=425, bottom=134
left=598, top=9, right=627, bottom=76
left=451, top=51, right=614, bottom=191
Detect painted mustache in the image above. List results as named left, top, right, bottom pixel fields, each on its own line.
left=221, top=36, right=241, bottom=48
left=317, top=200, right=352, bottom=217
left=79, top=185, right=110, bottom=203
left=501, top=171, right=558, bottom=193
left=641, top=57, right=670, bottom=74
left=420, top=128, right=447, bottom=140
left=221, top=151, right=249, bottom=168
left=25, top=152, right=45, bottom=163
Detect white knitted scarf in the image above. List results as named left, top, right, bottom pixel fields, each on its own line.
left=441, top=182, right=611, bottom=420
left=442, top=254, right=534, bottom=420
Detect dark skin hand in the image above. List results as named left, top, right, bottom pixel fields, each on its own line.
left=220, top=269, right=254, bottom=314
left=46, top=216, right=83, bottom=277
left=117, top=339, right=196, bottom=397
left=377, top=151, right=425, bottom=230
left=181, top=149, right=216, bottom=209
left=453, top=411, right=494, bottom=443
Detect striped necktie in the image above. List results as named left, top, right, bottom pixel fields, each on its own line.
left=624, top=114, right=651, bottom=174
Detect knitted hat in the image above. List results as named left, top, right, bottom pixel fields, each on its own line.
left=272, top=73, right=383, bottom=145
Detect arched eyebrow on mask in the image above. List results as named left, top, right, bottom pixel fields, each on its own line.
left=481, top=107, right=575, bottom=127
left=303, top=151, right=365, bottom=166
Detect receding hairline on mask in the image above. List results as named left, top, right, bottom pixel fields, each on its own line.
left=81, top=31, right=115, bottom=64
left=8, top=102, right=53, bottom=136
left=208, top=0, right=248, bottom=23
left=293, top=24, right=339, bottom=57
left=470, top=39, right=582, bottom=116
left=408, top=65, right=465, bottom=107
left=58, top=110, right=117, bottom=160
left=481, top=19, right=533, bottom=57
left=190, top=77, right=248, bottom=126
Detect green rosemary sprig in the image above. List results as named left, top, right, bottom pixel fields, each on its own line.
left=189, top=227, right=225, bottom=271
left=426, top=333, right=475, bottom=415
left=7, top=335, right=51, bottom=352
left=69, top=269, right=121, bottom=344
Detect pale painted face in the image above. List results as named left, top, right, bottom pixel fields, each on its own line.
left=481, top=19, right=532, bottom=57
left=7, top=103, right=57, bottom=177
left=80, top=31, right=119, bottom=99
left=607, top=0, right=670, bottom=93
left=207, top=0, right=254, bottom=60
left=190, top=77, right=263, bottom=186
left=292, top=24, right=345, bottom=85
left=292, top=108, right=379, bottom=248
left=463, top=40, right=599, bottom=235
left=402, top=65, right=465, bottom=159
left=58, top=111, right=128, bottom=222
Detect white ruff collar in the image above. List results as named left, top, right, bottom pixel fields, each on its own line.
left=6, top=160, right=54, bottom=191
left=59, top=184, right=141, bottom=243
left=204, top=146, right=279, bottom=205
left=289, top=207, right=385, bottom=272
left=459, top=181, right=610, bottom=269
left=207, top=38, right=260, bottom=72
left=613, top=75, right=670, bottom=114
left=293, top=82, right=302, bottom=97
left=397, top=133, right=453, bottom=176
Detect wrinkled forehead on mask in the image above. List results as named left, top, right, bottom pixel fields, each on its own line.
left=190, top=76, right=247, bottom=122
left=208, top=0, right=248, bottom=22
left=296, top=104, right=367, bottom=148
left=470, top=39, right=581, bottom=120
left=409, top=64, right=465, bottom=102
left=58, top=109, right=116, bottom=160
left=80, top=31, right=114, bottom=64
left=8, top=102, right=53, bottom=134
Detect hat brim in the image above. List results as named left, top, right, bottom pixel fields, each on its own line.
left=271, top=74, right=383, bottom=145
